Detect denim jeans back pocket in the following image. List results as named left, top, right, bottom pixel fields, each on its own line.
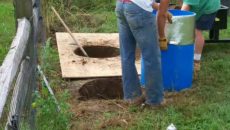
left=124, top=4, right=154, bottom=30
left=125, top=12, right=143, bottom=30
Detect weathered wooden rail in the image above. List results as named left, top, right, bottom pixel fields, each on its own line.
left=0, top=0, right=42, bottom=129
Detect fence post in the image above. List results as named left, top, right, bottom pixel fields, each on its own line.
left=13, top=0, right=33, bottom=20
left=13, top=0, right=40, bottom=129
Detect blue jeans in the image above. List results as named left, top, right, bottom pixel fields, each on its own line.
left=115, top=1, right=164, bottom=105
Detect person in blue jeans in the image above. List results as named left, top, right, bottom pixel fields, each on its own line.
left=115, top=0, right=171, bottom=106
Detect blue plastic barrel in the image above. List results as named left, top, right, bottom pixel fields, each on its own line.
left=141, top=44, right=194, bottom=91
left=140, top=10, right=195, bottom=91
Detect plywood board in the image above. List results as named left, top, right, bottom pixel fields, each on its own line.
left=56, top=33, right=141, bottom=78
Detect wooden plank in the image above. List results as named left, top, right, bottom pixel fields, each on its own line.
left=6, top=57, right=32, bottom=129
left=55, top=33, right=141, bottom=78
left=0, top=18, right=31, bottom=118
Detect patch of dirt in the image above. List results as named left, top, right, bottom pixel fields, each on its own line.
left=164, top=86, right=202, bottom=108
left=68, top=78, right=132, bottom=130
left=71, top=100, right=128, bottom=117
left=69, top=99, right=131, bottom=130
left=67, top=78, right=200, bottom=130
left=78, top=78, right=123, bottom=100
left=99, top=114, right=132, bottom=129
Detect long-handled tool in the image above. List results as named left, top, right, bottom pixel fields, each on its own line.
left=51, top=6, right=89, bottom=57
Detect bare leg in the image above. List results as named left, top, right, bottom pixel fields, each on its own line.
left=193, top=29, right=204, bottom=79
left=195, top=29, right=205, bottom=55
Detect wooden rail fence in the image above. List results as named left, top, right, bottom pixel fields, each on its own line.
left=0, top=0, right=42, bottom=129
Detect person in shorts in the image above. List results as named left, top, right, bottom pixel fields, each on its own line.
left=181, top=0, right=220, bottom=78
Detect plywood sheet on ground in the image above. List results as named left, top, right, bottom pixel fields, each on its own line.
left=56, top=32, right=141, bottom=78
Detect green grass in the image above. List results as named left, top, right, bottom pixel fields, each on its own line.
left=135, top=44, right=230, bottom=129
left=0, top=2, right=15, bottom=64
left=64, top=11, right=117, bottom=33
left=219, top=17, right=230, bottom=39
left=86, top=43, right=230, bottom=129
left=40, top=1, right=230, bottom=129
left=48, top=9, right=118, bottom=33
left=35, top=38, right=72, bottom=130
left=35, top=90, right=71, bottom=130
left=102, top=44, right=230, bottom=130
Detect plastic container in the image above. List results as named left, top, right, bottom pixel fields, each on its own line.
left=163, top=10, right=195, bottom=45
left=141, top=44, right=194, bottom=91
left=141, top=10, right=195, bottom=91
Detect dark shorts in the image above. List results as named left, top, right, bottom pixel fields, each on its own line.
left=196, top=12, right=217, bottom=30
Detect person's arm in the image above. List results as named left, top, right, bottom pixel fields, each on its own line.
left=181, top=3, right=190, bottom=11
left=152, top=2, right=159, bottom=10
left=157, top=0, right=170, bottom=39
left=154, top=1, right=172, bottom=24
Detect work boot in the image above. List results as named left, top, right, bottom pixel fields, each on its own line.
left=140, top=99, right=167, bottom=110
left=126, top=88, right=147, bottom=106
left=127, top=95, right=146, bottom=106
left=193, top=60, right=201, bottom=80
left=141, top=87, right=146, bottom=97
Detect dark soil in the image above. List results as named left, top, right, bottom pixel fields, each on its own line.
left=75, top=45, right=141, bottom=60
left=78, top=78, right=123, bottom=100
left=74, top=45, right=120, bottom=58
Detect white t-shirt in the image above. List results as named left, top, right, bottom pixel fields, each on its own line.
left=131, top=0, right=155, bottom=12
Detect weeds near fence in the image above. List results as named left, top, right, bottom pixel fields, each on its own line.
left=36, top=38, right=71, bottom=130
left=41, top=0, right=117, bottom=34
left=35, top=90, right=71, bottom=130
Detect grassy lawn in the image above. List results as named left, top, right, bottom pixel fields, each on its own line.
left=129, top=43, right=230, bottom=129
left=0, top=2, right=15, bottom=64
left=220, top=17, right=230, bottom=39
left=38, top=3, right=230, bottom=128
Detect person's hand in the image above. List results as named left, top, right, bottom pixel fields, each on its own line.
left=159, top=37, right=168, bottom=50
left=166, top=11, right=173, bottom=24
